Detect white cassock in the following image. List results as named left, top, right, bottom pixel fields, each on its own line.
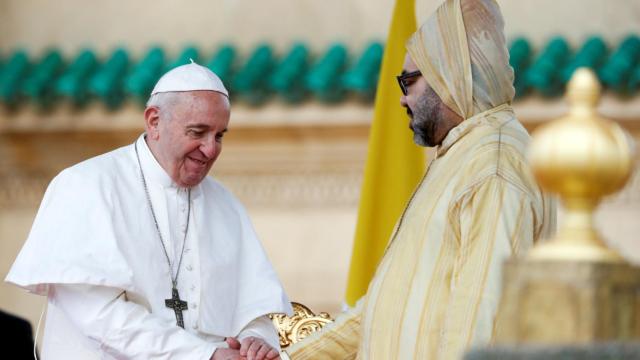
left=6, top=134, right=292, bottom=359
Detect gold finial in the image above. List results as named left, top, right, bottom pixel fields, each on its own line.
left=527, top=68, right=634, bottom=262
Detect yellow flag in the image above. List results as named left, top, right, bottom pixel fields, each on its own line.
left=345, top=0, right=425, bottom=306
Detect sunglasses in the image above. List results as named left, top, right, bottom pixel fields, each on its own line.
left=396, top=70, right=422, bottom=96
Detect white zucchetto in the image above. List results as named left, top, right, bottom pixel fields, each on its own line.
left=151, top=61, right=229, bottom=97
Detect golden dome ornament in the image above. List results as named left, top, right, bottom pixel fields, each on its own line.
left=527, top=68, right=635, bottom=263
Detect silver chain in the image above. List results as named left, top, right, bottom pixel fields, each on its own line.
left=134, top=141, right=191, bottom=289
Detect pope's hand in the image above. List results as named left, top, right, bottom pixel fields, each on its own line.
left=210, top=347, right=244, bottom=360
left=226, top=336, right=280, bottom=360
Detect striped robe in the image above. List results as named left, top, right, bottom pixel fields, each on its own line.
left=287, top=104, right=556, bottom=359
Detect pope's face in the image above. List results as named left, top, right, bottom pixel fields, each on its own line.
left=145, top=91, right=230, bottom=187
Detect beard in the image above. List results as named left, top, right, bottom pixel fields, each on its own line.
left=409, top=88, right=444, bottom=147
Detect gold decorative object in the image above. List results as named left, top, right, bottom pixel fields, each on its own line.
left=269, top=302, right=334, bottom=349
left=494, top=68, right=640, bottom=344
left=527, top=67, right=634, bottom=262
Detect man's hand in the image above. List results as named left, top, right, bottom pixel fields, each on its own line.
left=210, top=348, right=244, bottom=360
left=226, top=336, right=280, bottom=360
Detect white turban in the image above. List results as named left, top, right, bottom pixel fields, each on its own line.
left=407, top=0, right=514, bottom=119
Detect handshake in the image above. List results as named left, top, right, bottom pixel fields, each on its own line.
left=211, top=336, right=281, bottom=360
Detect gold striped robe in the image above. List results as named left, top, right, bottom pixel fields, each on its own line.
left=287, top=104, right=556, bottom=359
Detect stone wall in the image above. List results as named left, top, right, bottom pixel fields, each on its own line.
left=0, top=0, right=637, bottom=55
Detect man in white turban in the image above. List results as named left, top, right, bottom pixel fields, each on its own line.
left=284, top=0, right=556, bottom=359
left=6, top=62, right=292, bottom=360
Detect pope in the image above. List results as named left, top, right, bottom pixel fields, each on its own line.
left=6, top=62, right=292, bottom=360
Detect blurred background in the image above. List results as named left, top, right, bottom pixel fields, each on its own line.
left=0, top=0, right=639, bottom=346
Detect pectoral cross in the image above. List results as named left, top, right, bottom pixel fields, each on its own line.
left=165, top=287, right=188, bottom=328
